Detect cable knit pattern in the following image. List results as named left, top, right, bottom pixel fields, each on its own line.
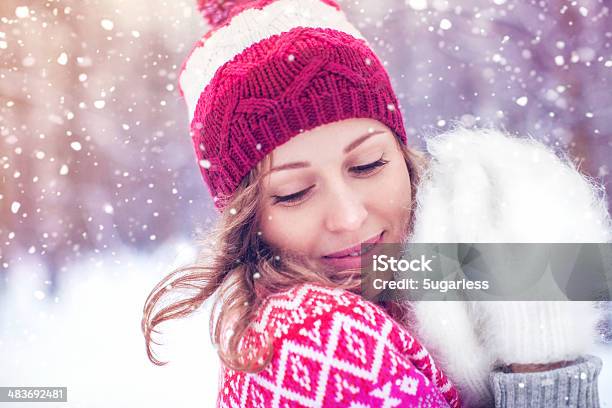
left=178, top=0, right=407, bottom=211
left=180, top=0, right=364, bottom=116
left=188, top=27, right=406, bottom=209
left=217, top=284, right=461, bottom=407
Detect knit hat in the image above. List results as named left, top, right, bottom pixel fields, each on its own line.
left=178, top=0, right=407, bottom=210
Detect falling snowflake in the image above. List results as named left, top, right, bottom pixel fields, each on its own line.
left=439, top=19, right=452, bottom=30
left=15, top=6, right=29, bottom=18
left=100, top=19, right=114, bottom=31
left=515, top=96, right=528, bottom=107
left=11, top=201, right=21, bottom=214
left=57, top=52, right=68, bottom=65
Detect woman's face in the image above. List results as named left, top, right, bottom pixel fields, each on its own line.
left=258, top=118, right=412, bottom=273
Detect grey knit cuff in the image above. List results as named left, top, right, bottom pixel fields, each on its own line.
left=489, top=354, right=602, bottom=408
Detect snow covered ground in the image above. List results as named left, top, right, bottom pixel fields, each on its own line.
left=0, top=239, right=220, bottom=407
left=1, top=240, right=611, bottom=407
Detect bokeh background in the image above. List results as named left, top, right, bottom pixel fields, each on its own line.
left=1, top=0, right=611, bottom=406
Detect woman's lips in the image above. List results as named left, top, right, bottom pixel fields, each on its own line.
left=320, top=231, right=384, bottom=270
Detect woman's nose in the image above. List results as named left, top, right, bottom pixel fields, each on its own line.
left=323, top=183, right=368, bottom=232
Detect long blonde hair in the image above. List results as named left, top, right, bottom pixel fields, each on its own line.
left=142, top=136, right=425, bottom=373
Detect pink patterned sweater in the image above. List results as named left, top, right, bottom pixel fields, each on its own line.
left=217, top=284, right=462, bottom=407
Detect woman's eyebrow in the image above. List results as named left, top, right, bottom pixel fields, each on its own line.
left=265, top=129, right=387, bottom=175
left=266, top=161, right=310, bottom=175
left=343, top=129, right=386, bottom=153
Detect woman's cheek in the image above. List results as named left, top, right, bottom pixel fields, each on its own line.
left=376, top=162, right=412, bottom=233
left=263, top=209, right=318, bottom=256
left=378, top=162, right=411, bottom=204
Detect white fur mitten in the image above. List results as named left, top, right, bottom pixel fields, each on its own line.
left=406, top=128, right=612, bottom=406
left=472, top=301, right=604, bottom=366
left=406, top=301, right=494, bottom=407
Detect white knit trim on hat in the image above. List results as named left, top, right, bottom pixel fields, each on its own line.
left=180, top=0, right=366, bottom=124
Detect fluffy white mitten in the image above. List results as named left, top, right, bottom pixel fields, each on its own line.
left=473, top=301, right=604, bottom=366
left=406, top=128, right=612, bottom=405
left=406, top=301, right=494, bottom=407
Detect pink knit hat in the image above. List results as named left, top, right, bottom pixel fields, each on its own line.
left=178, top=0, right=407, bottom=210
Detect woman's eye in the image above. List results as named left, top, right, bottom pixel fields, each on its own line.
left=272, top=185, right=314, bottom=205
left=350, top=156, right=389, bottom=175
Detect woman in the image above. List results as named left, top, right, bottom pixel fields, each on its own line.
left=142, top=0, right=609, bottom=406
